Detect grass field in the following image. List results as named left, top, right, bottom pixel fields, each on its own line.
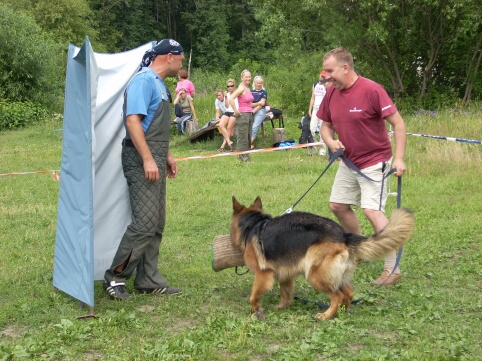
left=0, top=108, right=481, bottom=360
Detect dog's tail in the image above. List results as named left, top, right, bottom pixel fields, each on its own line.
left=353, top=208, right=414, bottom=262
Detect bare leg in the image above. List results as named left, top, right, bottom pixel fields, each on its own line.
left=330, top=202, right=362, bottom=235
left=363, top=209, right=389, bottom=232
left=218, top=115, right=232, bottom=149
left=364, top=208, right=400, bottom=276
left=226, top=116, right=236, bottom=150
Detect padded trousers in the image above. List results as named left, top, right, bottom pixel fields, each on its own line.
left=104, top=142, right=169, bottom=290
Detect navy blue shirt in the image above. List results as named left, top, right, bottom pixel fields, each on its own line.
left=251, top=88, right=268, bottom=105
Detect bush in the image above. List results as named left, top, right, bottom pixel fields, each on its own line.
left=0, top=3, right=64, bottom=111
left=0, top=100, right=48, bottom=131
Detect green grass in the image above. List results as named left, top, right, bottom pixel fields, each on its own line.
left=1, top=108, right=481, bottom=360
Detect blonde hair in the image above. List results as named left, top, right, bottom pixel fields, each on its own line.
left=226, top=78, right=236, bottom=86
left=240, top=69, right=251, bottom=78
left=252, top=75, right=264, bottom=90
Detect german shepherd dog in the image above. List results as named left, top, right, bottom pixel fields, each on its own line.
left=230, top=196, right=414, bottom=320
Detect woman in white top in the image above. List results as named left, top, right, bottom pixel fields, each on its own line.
left=215, top=78, right=238, bottom=152
left=308, top=70, right=328, bottom=155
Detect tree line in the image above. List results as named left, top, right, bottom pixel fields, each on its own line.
left=0, top=0, right=481, bottom=127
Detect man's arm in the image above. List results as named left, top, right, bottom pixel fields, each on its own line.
left=320, top=121, right=345, bottom=154
left=126, top=114, right=159, bottom=182
left=385, top=111, right=407, bottom=177
left=308, top=86, right=315, bottom=117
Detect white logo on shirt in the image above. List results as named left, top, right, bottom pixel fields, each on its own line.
left=349, top=107, right=362, bottom=113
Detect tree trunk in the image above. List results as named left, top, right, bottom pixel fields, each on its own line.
left=463, top=40, right=482, bottom=104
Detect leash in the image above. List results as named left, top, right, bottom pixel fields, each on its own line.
left=285, top=148, right=396, bottom=214
left=284, top=148, right=344, bottom=214
left=291, top=151, right=403, bottom=309
left=237, top=148, right=404, bottom=309
left=295, top=177, right=403, bottom=309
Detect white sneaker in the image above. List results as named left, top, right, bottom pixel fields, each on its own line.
left=318, top=143, right=327, bottom=156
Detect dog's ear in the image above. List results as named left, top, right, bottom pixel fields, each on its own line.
left=252, top=196, right=262, bottom=210
left=232, top=196, right=245, bottom=214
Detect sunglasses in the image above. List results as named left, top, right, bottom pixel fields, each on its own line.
left=227, top=85, right=234, bottom=88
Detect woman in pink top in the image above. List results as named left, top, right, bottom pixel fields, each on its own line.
left=229, top=69, right=254, bottom=161
left=175, top=69, right=196, bottom=97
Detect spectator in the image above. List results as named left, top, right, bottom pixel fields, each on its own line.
left=215, top=80, right=237, bottom=152
left=175, top=69, right=195, bottom=97
left=308, top=71, right=328, bottom=156
left=230, top=69, right=254, bottom=162
left=250, top=76, right=268, bottom=148
left=318, top=47, right=407, bottom=286
left=103, top=38, right=184, bottom=300
left=173, top=88, right=198, bottom=134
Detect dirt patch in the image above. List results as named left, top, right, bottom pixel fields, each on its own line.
left=0, top=325, right=26, bottom=338
left=84, top=351, right=103, bottom=360
left=164, top=318, right=195, bottom=334
left=136, top=305, right=155, bottom=313
left=266, top=343, right=280, bottom=351
left=372, top=331, right=397, bottom=339
left=347, top=343, right=363, bottom=351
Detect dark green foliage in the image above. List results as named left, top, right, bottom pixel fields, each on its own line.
left=0, top=100, right=48, bottom=130
left=0, top=3, right=64, bottom=110
left=0, top=0, right=481, bottom=119
left=182, top=0, right=230, bottom=71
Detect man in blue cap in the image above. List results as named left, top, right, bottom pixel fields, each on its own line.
left=103, top=39, right=185, bottom=300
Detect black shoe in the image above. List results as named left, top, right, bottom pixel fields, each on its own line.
left=103, top=281, right=130, bottom=300
left=136, top=286, right=182, bottom=295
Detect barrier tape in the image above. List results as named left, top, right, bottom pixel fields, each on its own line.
left=0, top=170, right=60, bottom=180
left=175, top=141, right=324, bottom=161
left=4, top=130, right=480, bottom=178
left=406, top=132, right=481, bottom=145
left=0, top=142, right=324, bottom=178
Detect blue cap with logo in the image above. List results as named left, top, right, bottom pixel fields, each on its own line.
left=140, top=39, right=184, bottom=69
left=152, top=39, right=184, bottom=55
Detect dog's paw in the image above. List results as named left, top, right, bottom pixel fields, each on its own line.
left=314, top=312, right=333, bottom=320
left=255, top=309, right=265, bottom=321
left=275, top=302, right=291, bottom=310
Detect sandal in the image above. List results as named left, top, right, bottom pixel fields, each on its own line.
left=218, top=147, right=225, bottom=152
left=229, top=143, right=234, bottom=152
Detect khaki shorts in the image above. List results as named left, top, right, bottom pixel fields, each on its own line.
left=330, top=159, right=392, bottom=212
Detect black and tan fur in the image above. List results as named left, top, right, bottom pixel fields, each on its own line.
left=230, top=196, right=414, bottom=320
